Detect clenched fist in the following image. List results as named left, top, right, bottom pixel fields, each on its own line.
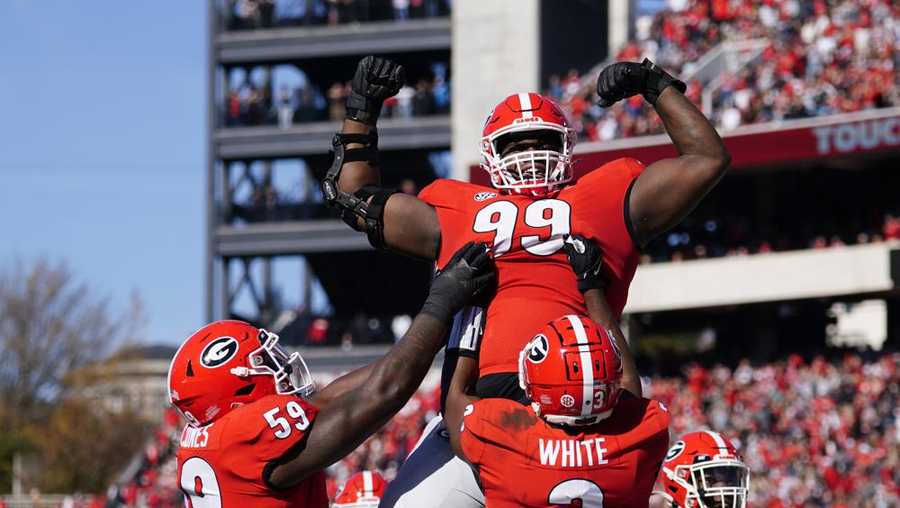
left=346, top=56, right=406, bottom=124
left=595, top=58, right=686, bottom=108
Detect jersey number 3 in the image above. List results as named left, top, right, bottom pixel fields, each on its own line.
left=548, top=479, right=604, bottom=507
left=473, top=199, right=570, bottom=257
left=180, top=457, right=222, bottom=508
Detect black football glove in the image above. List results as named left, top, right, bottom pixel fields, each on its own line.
left=595, top=58, right=686, bottom=108
left=563, top=234, right=608, bottom=293
left=420, top=242, right=496, bottom=323
left=346, top=56, right=406, bottom=124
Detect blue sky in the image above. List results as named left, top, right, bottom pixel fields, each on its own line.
left=0, top=1, right=206, bottom=344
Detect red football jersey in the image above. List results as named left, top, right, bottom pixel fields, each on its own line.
left=459, top=396, right=669, bottom=507
left=419, top=158, right=644, bottom=376
left=176, top=394, right=328, bottom=508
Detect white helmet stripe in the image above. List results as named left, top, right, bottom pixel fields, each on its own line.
left=565, top=314, right=594, bottom=417
left=363, top=471, right=373, bottom=496
left=518, top=92, right=533, bottom=119
left=705, top=430, right=732, bottom=457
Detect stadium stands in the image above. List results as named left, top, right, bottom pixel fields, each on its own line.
left=554, top=0, right=899, bottom=141
left=223, top=0, right=451, bottom=30
left=223, top=62, right=450, bottom=128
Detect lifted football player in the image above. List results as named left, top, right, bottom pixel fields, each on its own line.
left=649, top=431, right=750, bottom=508
left=168, top=242, right=494, bottom=508
left=323, top=56, right=729, bottom=506
left=441, top=236, right=669, bottom=507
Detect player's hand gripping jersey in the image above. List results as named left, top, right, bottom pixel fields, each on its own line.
left=459, top=395, right=669, bottom=508
left=419, top=158, right=644, bottom=377
left=176, top=394, right=328, bottom=508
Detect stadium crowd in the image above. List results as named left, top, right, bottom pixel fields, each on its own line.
left=224, top=0, right=450, bottom=30
left=553, top=0, right=899, bottom=141
left=72, top=352, right=896, bottom=507
left=642, top=211, right=900, bottom=264
left=652, top=353, right=900, bottom=507
left=224, top=67, right=449, bottom=128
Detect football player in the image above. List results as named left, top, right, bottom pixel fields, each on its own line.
left=333, top=471, right=387, bottom=507
left=323, top=55, right=728, bottom=506
left=649, top=431, right=750, bottom=508
left=441, top=236, right=668, bottom=507
left=169, top=242, right=494, bottom=507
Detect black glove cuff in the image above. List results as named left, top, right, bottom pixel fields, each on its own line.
left=640, top=58, right=687, bottom=106
left=577, top=277, right=607, bottom=293
left=420, top=297, right=454, bottom=324
left=346, top=91, right=382, bottom=124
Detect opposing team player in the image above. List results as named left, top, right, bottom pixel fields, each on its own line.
left=323, top=55, right=729, bottom=506
left=649, top=431, right=750, bottom=508
left=169, top=242, right=494, bottom=507
left=440, top=236, right=668, bottom=507
left=333, top=471, right=388, bottom=507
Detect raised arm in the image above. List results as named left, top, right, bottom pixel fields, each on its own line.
left=596, top=59, right=730, bottom=247
left=265, top=243, right=494, bottom=488
left=322, top=56, right=441, bottom=260
left=563, top=235, right=642, bottom=397
left=581, top=289, right=641, bottom=398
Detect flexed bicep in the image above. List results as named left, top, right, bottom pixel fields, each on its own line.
left=382, top=193, right=441, bottom=260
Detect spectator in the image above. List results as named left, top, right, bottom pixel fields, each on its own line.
left=883, top=215, right=900, bottom=241
left=400, top=179, right=417, bottom=195
left=393, top=0, right=410, bottom=21
left=394, top=84, right=415, bottom=118
left=412, top=79, right=435, bottom=116
left=327, top=82, right=348, bottom=121
left=277, top=85, right=294, bottom=129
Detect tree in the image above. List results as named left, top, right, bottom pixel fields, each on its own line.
left=0, top=258, right=147, bottom=492
left=28, top=397, right=151, bottom=493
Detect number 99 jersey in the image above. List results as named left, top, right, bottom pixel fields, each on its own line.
left=419, top=158, right=644, bottom=378
left=176, top=394, right=328, bottom=508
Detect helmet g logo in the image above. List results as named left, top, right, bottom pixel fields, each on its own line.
left=665, top=440, right=686, bottom=462
left=527, top=334, right=549, bottom=364
left=200, top=337, right=239, bottom=368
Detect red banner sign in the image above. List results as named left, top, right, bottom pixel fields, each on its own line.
left=470, top=108, right=900, bottom=185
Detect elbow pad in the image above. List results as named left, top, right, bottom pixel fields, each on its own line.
left=321, top=131, right=398, bottom=249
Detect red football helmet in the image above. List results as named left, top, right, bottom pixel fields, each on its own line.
left=517, top=314, right=623, bottom=426
left=655, top=431, right=750, bottom=508
left=481, top=92, right=577, bottom=195
left=167, top=320, right=315, bottom=427
left=333, top=471, right=387, bottom=508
